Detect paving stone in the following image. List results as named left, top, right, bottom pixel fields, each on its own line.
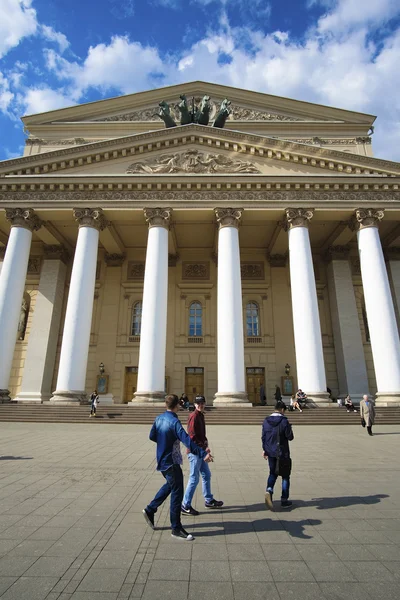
left=268, top=560, right=315, bottom=582
left=189, top=581, right=234, bottom=600
left=0, top=576, right=59, bottom=599
left=7, top=539, right=54, bottom=556
left=190, top=560, right=231, bottom=581
left=0, top=555, right=37, bottom=576
left=352, top=561, right=396, bottom=581
left=141, top=581, right=188, bottom=600
left=0, top=577, right=17, bottom=596
left=24, top=555, right=75, bottom=577
left=148, top=559, right=190, bottom=581
left=232, top=582, right=280, bottom=600
left=230, top=561, right=273, bottom=582
left=306, top=560, right=357, bottom=582
left=359, top=582, right=400, bottom=600
left=319, top=582, right=373, bottom=600
left=77, top=569, right=129, bottom=593
left=261, top=543, right=302, bottom=561
left=92, top=551, right=135, bottom=570
left=275, top=582, right=328, bottom=599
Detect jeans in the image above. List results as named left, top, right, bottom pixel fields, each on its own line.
left=182, top=453, right=213, bottom=507
left=266, top=457, right=290, bottom=501
left=147, top=464, right=184, bottom=531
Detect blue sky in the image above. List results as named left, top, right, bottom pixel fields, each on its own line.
left=1, top=0, right=400, bottom=161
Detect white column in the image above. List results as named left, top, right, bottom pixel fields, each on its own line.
left=326, top=247, right=369, bottom=402
left=353, top=209, right=400, bottom=405
left=50, top=209, right=106, bottom=404
left=15, top=247, right=68, bottom=403
left=132, top=208, right=171, bottom=403
left=214, top=208, right=248, bottom=405
left=285, top=208, right=329, bottom=403
left=0, top=209, right=42, bottom=402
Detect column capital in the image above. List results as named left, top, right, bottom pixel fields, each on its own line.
left=43, top=244, right=70, bottom=264
left=104, top=253, right=126, bottom=267
left=5, top=208, right=42, bottom=232
left=144, top=208, right=172, bottom=229
left=349, top=208, right=385, bottom=231
left=214, top=208, right=243, bottom=229
left=324, top=245, right=351, bottom=262
left=73, top=208, right=107, bottom=230
left=283, top=208, right=314, bottom=231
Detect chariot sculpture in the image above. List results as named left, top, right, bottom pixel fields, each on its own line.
left=157, top=95, right=231, bottom=128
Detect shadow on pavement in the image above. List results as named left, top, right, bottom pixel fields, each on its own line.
left=0, top=456, right=33, bottom=460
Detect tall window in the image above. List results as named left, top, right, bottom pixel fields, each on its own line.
left=189, top=302, right=203, bottom=336
left=246, top=302, right=260, bottom=336
left=131, top=301, right=142, bottom=336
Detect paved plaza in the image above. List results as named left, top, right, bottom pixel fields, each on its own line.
left=0, top=422, right=400, bottom=600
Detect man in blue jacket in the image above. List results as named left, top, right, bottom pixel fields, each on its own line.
left=262, top=400, right=294, bottom=510
left=143, top=394, right=213, bottom=541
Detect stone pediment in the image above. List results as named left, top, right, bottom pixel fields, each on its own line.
left=22, top=81, right=375, bottom=128
left=1, top=124, right=399, bottom=178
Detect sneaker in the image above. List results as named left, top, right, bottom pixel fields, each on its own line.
left=205, top=499, right=224, bottom=508
left=171, top=528, right=194, bottom=541
left=265, top=490, right=274, bottom=511
left=181, top=505, right=200, bottom=516
left=281, top=500, right=293, bottom=509
left=142, top=508, right=155, bottom=530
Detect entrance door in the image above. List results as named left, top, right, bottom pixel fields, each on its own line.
left=246, top=367, right=265, bottom=405
left=185, top=367, right=204, bottom=404
left=124, top=367, right=138, bottom=403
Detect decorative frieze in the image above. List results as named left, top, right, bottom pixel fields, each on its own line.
left=240, top=262, right=265, bottom=279
left=43, top=244, right=70, bottom=264
left=144, top=208, right=172, bottom=229
left=5, top=208, right=42, bottom=232
left=182, top=262, right=210, bottom=280
left=105, top=253, right=125, bottom=267
left=215, top=208, right=243, bottom=229
left=349, top=208, right=385, bottom=231
left=283, top=208, right=314, bottom=230
left=73, top=208, right=108, bottom=230
left=286, top=137, right=371, bottom=145
left=127, top=261, right=145, bottom=280
left=27, top=256, right=41, bottom=274
left=126, top=149, right=261, bottom=174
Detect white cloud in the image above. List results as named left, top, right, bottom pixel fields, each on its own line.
left=0, top=0, right=38, bottom=58
left=0, top=73, right=14, bottom=112
left=316, top=0, right=400, bottom=33
left=19, top=87, right=77, bottom=115
left=40, top=24, right=69, bottom=53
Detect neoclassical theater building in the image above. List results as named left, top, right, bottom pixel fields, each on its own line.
left=1, top=81, right=400, bottom=406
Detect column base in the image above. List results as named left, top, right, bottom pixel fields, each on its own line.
left=49, top=390, right=88, bottom=405
left=375, top=392, right=400, bottom=407
left=213, top=392, right=251, bottom=407
left=0, top=389, right=11, bottom=403
left=14, top=392, right=51, bottom=404
left=129, top=391, right=166, bottom=405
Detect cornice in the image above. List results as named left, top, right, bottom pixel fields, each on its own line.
left=22, top=80, right=375, bottom=127
left=0, top=125, right=398, bottom=177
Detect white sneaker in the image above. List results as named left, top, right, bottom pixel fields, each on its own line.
left=171, top=528, right=194, bottom=541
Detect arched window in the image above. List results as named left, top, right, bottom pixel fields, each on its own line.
left=189, top=302, right=203, bottom=336
left=131, top=301, right=142, bottom=336
left=246, top=302, right=260, bottom=336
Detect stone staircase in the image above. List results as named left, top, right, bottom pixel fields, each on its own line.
left=0, top=404, right=400, bottom=425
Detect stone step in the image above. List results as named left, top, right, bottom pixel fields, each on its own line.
left=0, top=405, right=399, bottom=425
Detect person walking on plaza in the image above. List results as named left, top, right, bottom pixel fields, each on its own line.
left=89, top=390, right=99, bottom=417
left=181, top=395, right=224, bottom=516
left=143, top=394, right=213, bottom=541
left=360, top=394, right=375, bottom=436
left=262, top=400, right=294, bottom=510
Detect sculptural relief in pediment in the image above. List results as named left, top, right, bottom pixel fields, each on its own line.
left=126, top=149, right=261, bottom=174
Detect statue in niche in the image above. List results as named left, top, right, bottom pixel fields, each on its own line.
left=18, top=298, right=28, bottom=340
left=213, top=98, right=232, bottom=128
left=157, top=101, right=177, bottom=128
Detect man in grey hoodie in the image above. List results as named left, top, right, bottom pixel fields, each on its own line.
left=261, top=400, right=294, bottom=510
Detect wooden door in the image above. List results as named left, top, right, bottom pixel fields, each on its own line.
left=124, top=367, right=138, bottom=403
left=246, top=368, right=265, bottom=405
left=185, top=368, right=204, bottom=404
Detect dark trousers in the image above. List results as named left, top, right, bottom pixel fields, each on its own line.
left=367, top=426, right=373, bottom=435
left=266, top=456, right=290, bottom=501
left=147, top=464, right=184, bottom=531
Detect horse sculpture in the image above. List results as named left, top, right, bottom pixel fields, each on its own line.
left=213, top=98, right=231, bottom=128
left=177, top=95, right=192, bottom=125
left=195, top=95, right=211, bottom=126
left=158, top=101, right=177, bottom=128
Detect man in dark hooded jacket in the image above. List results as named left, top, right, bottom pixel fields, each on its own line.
left=262, top=400, right=294, bottom=510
